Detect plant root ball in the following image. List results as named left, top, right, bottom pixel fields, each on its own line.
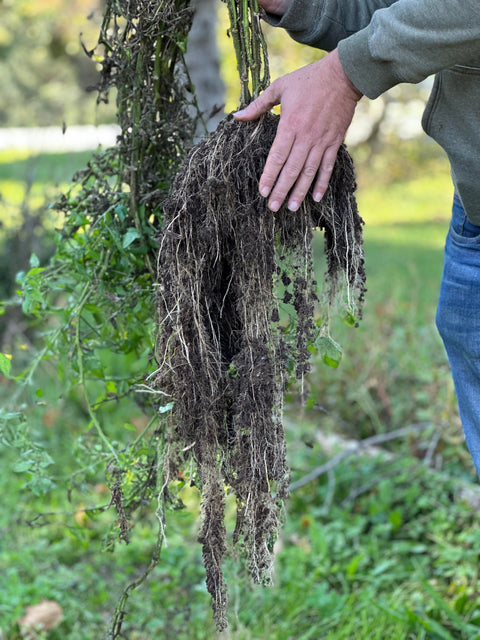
left=155, top=112, right=365, bottom=630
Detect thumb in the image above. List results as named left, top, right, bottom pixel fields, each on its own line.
left=233, top=84, right=280, bottom=121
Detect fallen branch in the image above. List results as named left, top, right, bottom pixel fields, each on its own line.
left=289, top=422, right=432, bottom=492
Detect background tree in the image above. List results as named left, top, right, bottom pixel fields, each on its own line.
left=186, top=0, right=225, bottom=135
left=0, top=0, right=114, bottom=127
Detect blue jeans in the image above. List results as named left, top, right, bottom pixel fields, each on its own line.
left=436, top=194, right=480, bottom=477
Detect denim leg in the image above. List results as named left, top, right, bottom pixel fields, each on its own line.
left=436, top=195, right=480, bottom=477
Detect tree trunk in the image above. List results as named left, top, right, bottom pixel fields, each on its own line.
left=185, top=0, right=225, bottom=135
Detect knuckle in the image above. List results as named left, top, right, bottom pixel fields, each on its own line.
left=257, top=90, right=271, bottom=106
left=284, top=162, right=303, bottom=178
left=302, top=164, right=318, bottom=178
left=292, top=189, right=307, bottom=204
left=316, top=175, right=330, bottom=190
left=268, top=149, right=288, bottom=167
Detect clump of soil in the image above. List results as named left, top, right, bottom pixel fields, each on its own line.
left=155, top=112, right=365, bottom=629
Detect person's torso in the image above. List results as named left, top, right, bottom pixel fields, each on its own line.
left=422, top=57, right=480, bottom=223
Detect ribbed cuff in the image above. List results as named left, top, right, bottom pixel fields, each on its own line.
left=262, top=0, right=323, bottom=44
left=338, top=29, right=401, bottom=100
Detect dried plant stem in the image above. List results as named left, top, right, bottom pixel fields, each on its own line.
left=106, top=429, right=168, bottom=640
left=226, top=0, right=270, bottom=106
left=290, top=422, right=433, bottom=492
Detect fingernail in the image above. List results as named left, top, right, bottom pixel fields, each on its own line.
left=234, top=109, right=245, bottom=117
left=260, top=186, right=270, bottom=197
left=288, top=200, right=299, bottom=212
left=269, top=200, right=280, bottom=212
left=313, top=191, right=323, bottom=202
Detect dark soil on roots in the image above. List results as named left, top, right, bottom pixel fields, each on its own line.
left=155, top=112, right=365, bottom=629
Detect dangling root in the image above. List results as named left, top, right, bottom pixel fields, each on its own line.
left=155, top=112, right=365, bottom=629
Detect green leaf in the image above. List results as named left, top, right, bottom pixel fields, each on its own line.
left=315, top=336, right=342, bottom=368
left=136, top=447, right=155, bottom=457
left=176, top=36, right=188, bottom=54
left=416, top=615, right=456, bottom=640
left=106, top=380, right=117, bottom=394
left=13, top=459, right=32, bottom=473
left=344, top=311, right=359, bottom=328
left=26, top=267, right=46, bottom=277
left=346, top=553, right=363, bottom=578
left=0, top=409, right=24, bottom=422
left=115, top=204, right=128, bottom=222
left=122, top=227, right=142, bottom=248
left=0, top=352, right=12, bottom=377
left=388, top=509, right=403, bottom=531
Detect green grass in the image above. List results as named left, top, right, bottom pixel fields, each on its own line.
left=358, top=173, right=453, bottom=228
left=2, top=440, right=480, bottom=639
left=0, top=150, right=93, bottom=228
left=0, top=149, right=93, bottom=183
left=304, top=146, right=459, bottom=448
left=2, top=141, right=480, bottom=639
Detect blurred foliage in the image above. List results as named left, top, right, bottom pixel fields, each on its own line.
left=0, top=0, right=326, bottom=126
left=1, top=0, right=431, bottom=135
left=0, top=0, right=115, bottom=126
left=0, top=150, right=93, bottom=343
left=0, top=2, right=475, bottom=638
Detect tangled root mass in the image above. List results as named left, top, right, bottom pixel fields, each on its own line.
left=155, top=113, right=365, bottom=629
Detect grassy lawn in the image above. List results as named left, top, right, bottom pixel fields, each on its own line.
left=2, top=142, right=480, bottom=639
left=0, top=150, right=93, bottom=228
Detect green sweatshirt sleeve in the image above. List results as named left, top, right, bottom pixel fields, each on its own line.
left=338, top=0, right=480, bottom=98
left=265, top=0, right=396, bottom=52
left=266, top=0, right=480, bottom=99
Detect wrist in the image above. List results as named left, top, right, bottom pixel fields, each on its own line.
left=260, top=0, right=290, bottom=16
left=330, top=49, right=363, bottom=101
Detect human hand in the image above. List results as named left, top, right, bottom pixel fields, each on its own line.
left=257, top=0, right=291, bottom=16
left=233, top=49, right=362, bottom=211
